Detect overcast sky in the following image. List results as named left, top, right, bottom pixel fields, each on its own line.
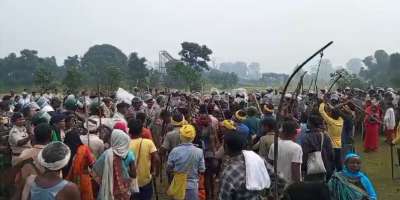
left=1, top=0, right=399, bottom=73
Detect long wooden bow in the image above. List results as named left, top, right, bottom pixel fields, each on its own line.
left=273, top=41, right=333, bottom=199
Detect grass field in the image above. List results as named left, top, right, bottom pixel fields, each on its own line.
left=354, top=135, right=400, bottom=200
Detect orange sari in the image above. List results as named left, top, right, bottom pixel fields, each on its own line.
left=67, top=145, right=96, bottom=200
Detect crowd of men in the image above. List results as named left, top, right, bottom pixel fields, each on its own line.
left=0, top=86, right=398, bottom=200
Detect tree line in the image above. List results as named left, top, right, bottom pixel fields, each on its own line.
left=2, top=45, right=398, bottom=93
left=0, top=42, right=239, bottom=93
left=276, top=49, right=400, bottom=91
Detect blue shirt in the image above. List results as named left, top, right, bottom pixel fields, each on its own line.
left=236, top=123, right=250, bottom=137
left=123, top=150, right=136, bottom=168
left=243, top=116, right=261, bottom=136
left=167, top=143, right=206, bottom=189
left=122, top=150, right=135, bottom=179
left=94, top=149, right=135, bottom=180
left=296, top=123, right=309, bottom=145
left=30, top=179, right=69, bottom=200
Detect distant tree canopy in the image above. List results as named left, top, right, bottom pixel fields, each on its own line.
left=165, top=42, right=228, bottom=91
left=127, top=52, right=149, bottom=88
left=260, top=73, right=288, bottom=86
left=2, top=44, right=400, bottom=92
left=81, top=44, right=127, bottom=89
left=359, top=49, right=400, bottom=87
left=63, top=65, right=83, bottom=94
left=81, top=44, right=128, bottom=71
left=179, top=42, right=212, bottom=71
left=166, top=62, right=202, bottom=91
left=0, top=49, right=59, bottom=91
left=330, top=69, right=367, bottom=90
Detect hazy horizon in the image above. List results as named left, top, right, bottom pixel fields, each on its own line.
left=1, top=0, right=400, bottom=73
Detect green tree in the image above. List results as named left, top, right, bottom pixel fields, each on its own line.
left=331, top=69, right=367, bottom=90
left=0, top=50, right=60, bottom=90
left=34, top=66, right=55, bottom=91
left=179, top=42, right=212, bottom=71
left=81, top=44, right=127, bottom=87
left=127, top=52, right=149, bottom=88
left=362, top=50, right=390, bottom=86
left=389, top=53, right=400, bottom=87
left=146, top=69, right=162, bottom=89
left=104, top=66, right=122, bottom=93
left=165, top=42, right=213, bottom=90
left=8, top=50, right=39, bottom=86
left=63, top=66, right=83, bottom=94
left=166, top=62, right=202, bottom=91
left=64, top=55, right=80, bottom=68
left=81, top=44, right=127, bottom=70
left=62, top=56, right=83, bottom=94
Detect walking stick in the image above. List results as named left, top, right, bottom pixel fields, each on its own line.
left=84, top=95, right=90, bottom=147
left=253, top=93, right=263, bottom=115
left=97, top=81, right=102, bottom=127
left=361, top=119, right=365, bottom=141
left=215, top=100, right=226, bottom=120
left=159, top=94, right=172, bottom=184
left=391, top=144, right=394, bottom=180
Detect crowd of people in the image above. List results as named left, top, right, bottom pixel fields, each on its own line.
left=0, top=86, right=398, bottom=200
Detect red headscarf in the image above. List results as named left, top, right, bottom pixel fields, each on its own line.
left=114, top=121, right=128, bottom=133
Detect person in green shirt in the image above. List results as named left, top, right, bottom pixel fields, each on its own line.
left=50, top=113, right=66, bottom=141
left=243, top=106, right=261, bottom=138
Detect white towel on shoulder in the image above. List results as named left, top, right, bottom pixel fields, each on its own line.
left=242, top=150, right=271, bottom=190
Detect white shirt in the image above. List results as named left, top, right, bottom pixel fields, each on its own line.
left=9, top=126, right=32, bottom=154
left=18, top=97, right=31, bottom=106
left=384, top=107, right=396, bottom=130
left=41, top=105, right=54, bottom=112
left=268, top=139, right=303, bottom=184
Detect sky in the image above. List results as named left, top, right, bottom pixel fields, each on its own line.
left=1, top=0, right=400, bottom=73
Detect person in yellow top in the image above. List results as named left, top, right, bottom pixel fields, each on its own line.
left=319, top=100, right=344, bottom=171
left=129, top=118, right=160, bottom=200
left=392, top=124, right=400, bottom=167
left=393, top=121, right=400, bottom=145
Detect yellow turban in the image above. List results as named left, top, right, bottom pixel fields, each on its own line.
left=171, top=116, right=188, bottom=126
left=180, top=124, right=196, bottom=141
left=263, top=105, right=273, bottom=113
left=235, top=111, right=247, bottom=121
left=222, top=120, right=236, bottom=130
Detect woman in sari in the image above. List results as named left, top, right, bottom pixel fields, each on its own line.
left=328, top=153, right=377, bottom=200
left=64, top=129, right=96, bottom=200
left=93, top=129, right=136, bottom=200
left=364, top=105, right=381, bottom=152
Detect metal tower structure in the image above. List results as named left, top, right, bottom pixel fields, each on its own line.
left=158, top=50, right=177, bottom=74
